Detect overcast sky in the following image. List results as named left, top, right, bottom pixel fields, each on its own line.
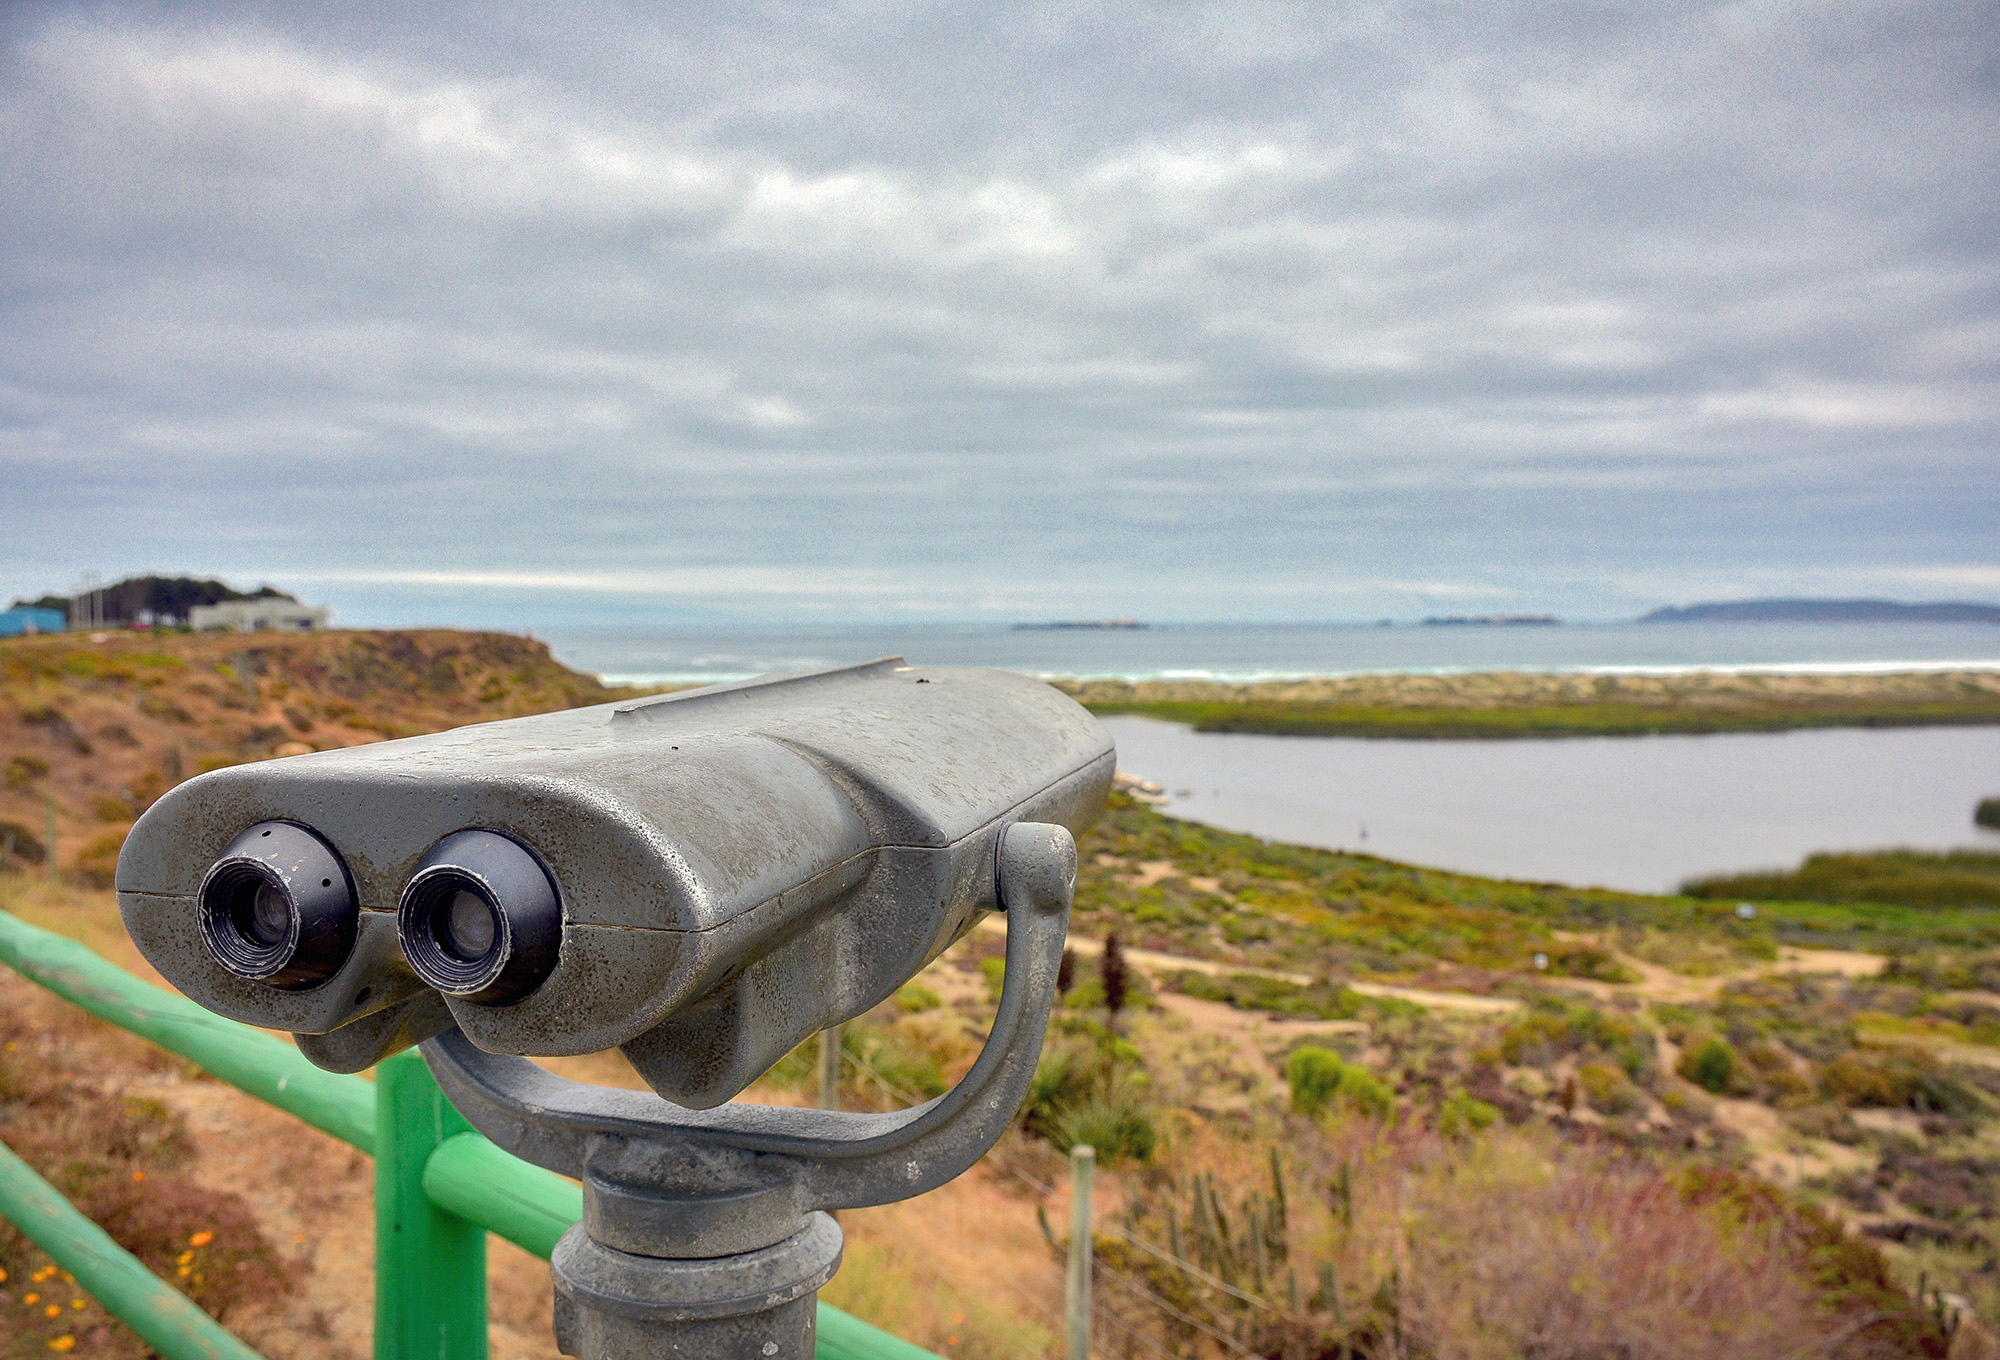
left=2, top=1, right=1995, bottom=626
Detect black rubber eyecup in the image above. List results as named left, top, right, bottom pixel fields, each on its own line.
left=196, top=821, right=358, bottom=990
left=398, top=830, right=561, bottom=1005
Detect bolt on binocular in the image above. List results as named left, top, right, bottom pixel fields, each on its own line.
left=117, top=657, right=1114, bottom=1107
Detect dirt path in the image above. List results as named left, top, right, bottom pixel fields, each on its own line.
left=981, top=916, right=1522, bottom=1015
left=1152, top=991, right=1365, bottom=1089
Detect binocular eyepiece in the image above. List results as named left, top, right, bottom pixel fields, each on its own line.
left=197, top=822, right=358, bottom=991
left=397, top=830, right=562, bottom=1004
left=199, top=823, right=562, bottom=1006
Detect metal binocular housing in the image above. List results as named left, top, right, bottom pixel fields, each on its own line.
left=116, top=657, right=1114, bottom=1107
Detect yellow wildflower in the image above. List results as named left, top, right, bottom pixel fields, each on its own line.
left=48, top=1338, right=76, bottom=1354
left=24, top=1292, right=39, bottom=1304
left=188, top=1231, right=214, bottom=1247
left=176, top=1252, right=192, bottom=1265
left=70, top=1299, right=84, bottom=1310
left=45, top=1304, right=60, bottom=1318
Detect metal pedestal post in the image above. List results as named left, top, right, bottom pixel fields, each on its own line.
left=552, top=1214, right=842, bottom=1360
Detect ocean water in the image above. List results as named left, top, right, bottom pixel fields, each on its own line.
left=1103, top=717, right=2000, bottom=894
left=542, top=620, right=2000, bottom=686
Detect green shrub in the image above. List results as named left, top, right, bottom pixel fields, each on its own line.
left=1976, top=797, right=2000, bottom=830
left=979, top=955, right=1006, bottom=1001
left=895, top=983, right=941, bottom=1013
left=1683, top=849, right=2000, bottom=909
left=1172, top=970, right=1361, bottom=1020
left=4, top=754, right=48, bottom=787
left=1498, top=999, right=1655, bottom=1079
left=1547, top=947, right=1640, bottom=984
left=1287, top=1046, right=1393, bottom=1119
left=1680, top=1038, right=1737, bottom=1094
left=845, top=1026, right=947, bottom=1104
left=1783, top=1102, right=1863, bottom=1145
left=1578, top=1061, right=1644, bottom=1116
left=1020, top=1042, right=1100, bottom=1143
left=1436, top=1088, right=1498, bottom=1138
left=1288, top=1046, right=1345, bottom=1114
left=1818, top=1048, right=1980, bottom=1114
left=1053, top=1087, right=1158, bottom=1167
left=0, top=820, right=47, bottom=866
left=72, top=827, right=127, bottom=888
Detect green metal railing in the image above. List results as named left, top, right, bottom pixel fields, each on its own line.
left=0, top=910, right=939, bottom=1360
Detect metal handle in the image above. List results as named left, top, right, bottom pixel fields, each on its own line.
left=421, top=821, right=1076, bottom=1256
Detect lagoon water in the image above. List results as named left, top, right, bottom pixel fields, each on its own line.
left=1102, top=717, right=2000, bottom=895
left=539, top=620, right=2000, bottom=893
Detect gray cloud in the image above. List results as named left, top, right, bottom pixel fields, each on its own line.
left=2, top=0, right=1996, bottom=624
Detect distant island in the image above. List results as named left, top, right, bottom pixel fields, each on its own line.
left=1420, top=614, right=1560, bottom=627
left=1640, top=598, right=2000, bottom=624
left=1012, top=618, right=1148, bottom=631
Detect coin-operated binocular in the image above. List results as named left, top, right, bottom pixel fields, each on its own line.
left=117, top=657, right=1113, bottom=1358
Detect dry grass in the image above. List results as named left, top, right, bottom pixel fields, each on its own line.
left=1108, top=1113, right=1948, bottom=1360
left=0, top=629, right=643, bottom=883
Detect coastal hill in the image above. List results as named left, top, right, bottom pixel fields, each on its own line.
left=0, top=629, right=641, bottom=882
left=1642, top=597, right=2000, bottom=624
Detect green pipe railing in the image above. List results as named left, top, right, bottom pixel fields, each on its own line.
left=0, top=910, right=940, bottom=1360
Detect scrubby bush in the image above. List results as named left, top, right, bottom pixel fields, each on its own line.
left=0, top=1014, right=299, bottom=1349
left=978, top=955, right=1006, bottom=1001
left=1578, top=1062, right=1645, bottom=1116
left=1054, top=1087, right=1158, bottom=1167
left=1679, top=1038, right=1737, bottom=1094
left=1782, top=1101, right=1863, bottom=1144
left=1288, top=1046, right=1345, bottom=1113
left=1498, top=999, right=1655, bottom=1080
left=894, top=982, right=940, bottom=1013
left=1819, top=1047, right=1980, bottom=1114
left=71, top=828, right=128, bottom=888
left=845, top=1026, right=948, bottom=1104
left=1546, top=946, right=1640, bottom=983
left=1170, top=970, right=1361, bottom=1020
left=5, top=754, right=49, bottom=787
left=1436, top=1088, right=1498, bottom=1139
left=1684, top=848, right=2000, bottom=909
left=0, top=820, right=46, bottom=867
left=1288, top=1046, right=1393, bottom=1119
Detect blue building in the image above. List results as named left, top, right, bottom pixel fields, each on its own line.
left=0, top=607, right=66, bottom=637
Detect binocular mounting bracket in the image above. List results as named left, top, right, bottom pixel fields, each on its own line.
left=422, top=821, right=1079, bottom=1360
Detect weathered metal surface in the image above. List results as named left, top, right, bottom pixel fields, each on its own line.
left=427, top=820, right=1078, bottom=1360
left=117, top=658, right=1113, bottom=1106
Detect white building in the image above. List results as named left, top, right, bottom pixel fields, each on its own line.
left=189, top=599, right=331, bottom=633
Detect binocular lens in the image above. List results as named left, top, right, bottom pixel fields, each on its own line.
left=398, top=830, right=560, bottom=1005
left=444, top=890, right=498, bottom=961
left=197, top=822, right=358, bottom=990
left=237, top=880, right=293, bottom=947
